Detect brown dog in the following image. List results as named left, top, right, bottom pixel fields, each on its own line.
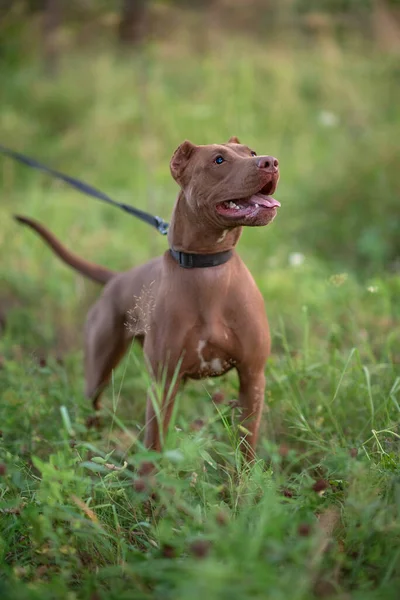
left=16, top=137, right=280, bottom=459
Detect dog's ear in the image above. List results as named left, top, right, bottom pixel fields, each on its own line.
left=228, top=136, right=241, bottom=144
left=170, top=140, right=197, bottom=182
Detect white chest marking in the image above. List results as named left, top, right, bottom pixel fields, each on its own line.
left=197, top=339, right=208, bottom=370
left=196, top=340, right=224, bottom=374
left=210, top=358, right=223, bottom=373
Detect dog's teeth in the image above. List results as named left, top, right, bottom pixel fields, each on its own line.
left=254, top=203, right=259, bottom=208
left=226, top=201, right=242, bottom=210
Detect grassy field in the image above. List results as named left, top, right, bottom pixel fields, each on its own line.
left=0, top=29, right=399, bottom=600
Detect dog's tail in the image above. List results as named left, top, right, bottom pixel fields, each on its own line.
left=14, top=215, right=115, bottom=285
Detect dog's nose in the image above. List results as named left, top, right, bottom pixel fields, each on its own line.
left=256, top=156, right=279, bottom=172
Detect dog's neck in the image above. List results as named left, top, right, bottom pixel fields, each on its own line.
left=168, top=191, right=242, bottom=254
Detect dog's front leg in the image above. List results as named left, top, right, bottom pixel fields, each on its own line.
left=144, top=374, right=182, bottom=452
left=236, top=366, right=266, bottom=461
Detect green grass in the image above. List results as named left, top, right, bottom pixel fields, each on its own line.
left=0, top=29, right=400, bottom=599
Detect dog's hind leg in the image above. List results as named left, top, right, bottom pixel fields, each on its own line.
left=84, top=302, right=130, bottom=410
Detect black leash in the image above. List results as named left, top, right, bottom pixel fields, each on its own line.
left=0, top=144, right=169, bottom=235
left=1, top=144, right=233, bottom=269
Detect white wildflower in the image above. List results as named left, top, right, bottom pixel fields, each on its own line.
left=318, top=110, right=339, bottom=127
left=289, top=252, right=305, bottom=267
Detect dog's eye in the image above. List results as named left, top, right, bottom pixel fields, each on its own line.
left=215, top=156, right=225, bottom=165
left=251, top=151, right=257, bottom=157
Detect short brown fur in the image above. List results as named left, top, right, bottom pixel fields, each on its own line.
left=16, top=138, right=280, bottom=460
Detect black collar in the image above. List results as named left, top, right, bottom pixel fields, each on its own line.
left=169, top=248, right=233, bottom=269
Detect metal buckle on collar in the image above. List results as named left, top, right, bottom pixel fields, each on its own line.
left=178, top=251, right=194, bottom=268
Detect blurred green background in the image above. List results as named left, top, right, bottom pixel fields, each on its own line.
left=1, top=0, right=399, bottom=353
left=0, top=2, right=400, bottom=599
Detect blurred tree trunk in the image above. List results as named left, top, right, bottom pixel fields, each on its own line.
left=118, top=0, right=148, bottom=45
left=373, top=0, right=400, bottom=52
left=0, top=0, right=13, bottom=13
left=43, top=0, right=61, bottom=76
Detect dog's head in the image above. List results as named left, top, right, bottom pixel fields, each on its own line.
left=170, top=137, right=280, bottom=227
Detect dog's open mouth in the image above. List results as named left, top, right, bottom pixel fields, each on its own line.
left=216, top=181, right=280, bottom=219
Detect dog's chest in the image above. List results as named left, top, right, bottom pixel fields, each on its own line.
left=186, top=337, right=236, bottom=379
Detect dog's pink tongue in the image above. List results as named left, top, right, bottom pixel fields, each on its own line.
left=249, top=194, right=281, bottom=208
